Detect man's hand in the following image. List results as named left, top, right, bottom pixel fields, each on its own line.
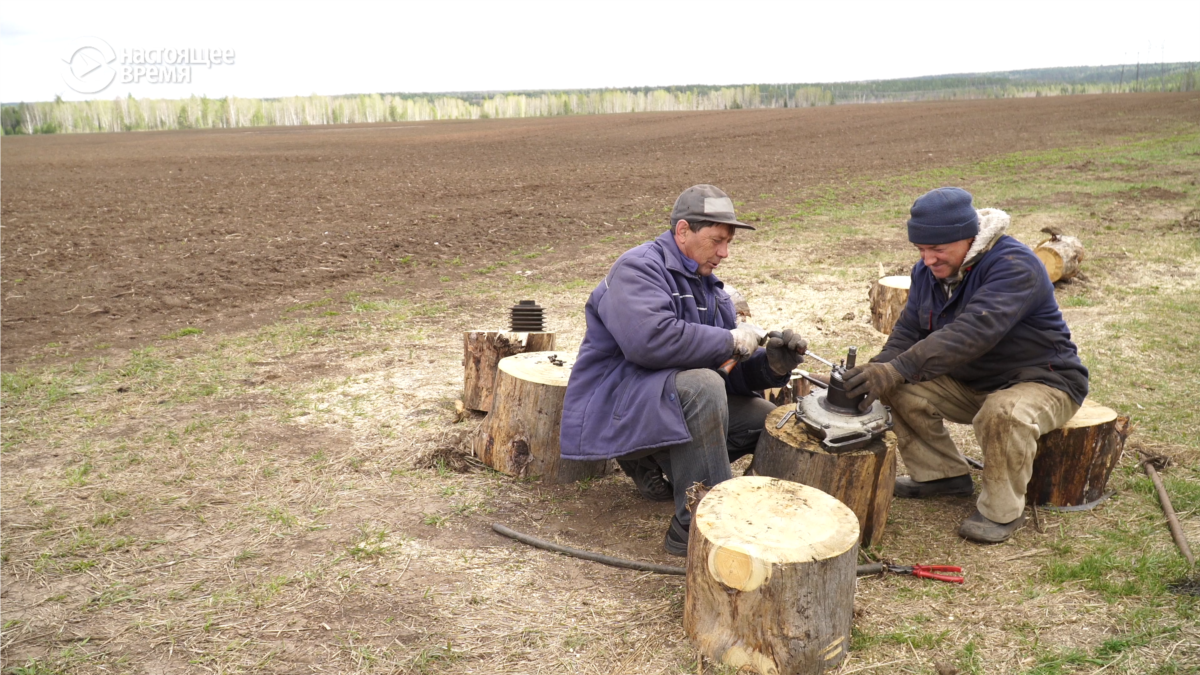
left=729, top=324, right=764, bottom=360
left=765, top=329, right=807, bottom=376
left=843, top=362, right=905, bottom=410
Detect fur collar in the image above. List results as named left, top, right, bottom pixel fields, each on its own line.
left=941, top=208, right=1010, bottom=293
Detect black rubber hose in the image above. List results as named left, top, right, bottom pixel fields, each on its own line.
left=492, top=522, right=882, bottom=577
left=492, top=522, right=687, bottom=575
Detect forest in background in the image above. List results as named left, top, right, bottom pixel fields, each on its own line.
left=3, top=62, right=1196, bottom=135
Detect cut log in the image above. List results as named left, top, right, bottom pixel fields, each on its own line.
left=462, top=331, right=556, bottom=412
left=748, top=406, right=895, bottom=547
left=471, top=351, right=609, bottom=484
left=685, top=476, right=858, bottom=674
left=764, top=374, right=810, bottom=407
left=1034, top=234, right=1085, bottom=283
left=1028, top=399, right=1130, bottom=507
left=868, top=275, right=911, bottom=335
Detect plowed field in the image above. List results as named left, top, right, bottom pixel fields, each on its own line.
left=3, top=94, right=1196, bottom=361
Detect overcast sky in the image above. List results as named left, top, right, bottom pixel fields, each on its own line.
left=2, top=0, right=1198, bottom=103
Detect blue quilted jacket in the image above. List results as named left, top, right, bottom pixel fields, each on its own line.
left=560, top=231, right=785, bottom=461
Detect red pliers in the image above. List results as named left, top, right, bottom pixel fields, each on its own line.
left=885, top=563, right=964, bottom=584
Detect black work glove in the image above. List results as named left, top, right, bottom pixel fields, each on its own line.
left=765, top=329, right=807, bottom=376
left=843, top=362, right=905, bottom=411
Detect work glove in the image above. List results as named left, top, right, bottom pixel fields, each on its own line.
left=765, top=329, right=807, bottom=376
left=843, top=362, right=905, bottom=411
left=729, top=324, right=765, bottom=361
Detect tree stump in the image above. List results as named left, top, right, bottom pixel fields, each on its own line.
left=471, top=351, right=608, bottom=484
left=868, top=276, right=911, bottom=335
left=724, top=282, right=752, bottom=320
left=764, top=374, right=810, bottom=407
left=462, top=331, right=556, bottom=412
left=1034, top=234, right=1085, bottom=283
left=1028, top=399, right=1130, bottom=507
left=748, top=406, right=895, bottom=547
left=684, top=476, right=859, bottom=674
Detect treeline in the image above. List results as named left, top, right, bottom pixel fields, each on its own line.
left=3, top=63, right=1196, bottom=135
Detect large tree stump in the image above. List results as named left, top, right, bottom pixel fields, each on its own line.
left=685, top=476, right=859, bottom=674
left=471, top=351, right=608, bottom=484
left=748, top=406, right=895, bottom=547
left=462, top=331, right=555, bottom=412
left=868, top=276, right=911, bottom=335
left=1034, top=234, right=1085, bottom=283
left=1028, top=399, right=1130, bottom=507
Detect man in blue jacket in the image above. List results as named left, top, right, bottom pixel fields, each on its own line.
left=844, top=187, right=1088, bottom=543
left=560, top=185, right=806, bottom=556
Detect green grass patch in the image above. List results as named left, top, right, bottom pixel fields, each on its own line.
left=347, top=524, right=394, bottom=560
left=1087, top=295, right=1200, bottom=447
left=164, top=327, right=203, bottom=339
left=851, top=618, right=949, bottom=651
left=1040, top=515, right=1192, bottom=601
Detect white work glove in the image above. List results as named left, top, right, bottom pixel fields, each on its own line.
left=729, top=324, right=764, bottom=361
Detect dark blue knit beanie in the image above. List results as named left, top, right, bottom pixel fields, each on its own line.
left=907, top=187, right=979, bottom=245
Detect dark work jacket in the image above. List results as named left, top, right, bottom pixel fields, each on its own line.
left=559, top=230, right=786, bottom=462
left=874, top=234, right=1088, bottom=404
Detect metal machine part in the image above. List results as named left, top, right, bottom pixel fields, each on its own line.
left=785, top=346, right=894, bottom=453
left=510, top=300, right=545, bottom=331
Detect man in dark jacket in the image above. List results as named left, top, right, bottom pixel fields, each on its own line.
left=844, top=187, right=1088, bottom=543
left=560, top=185, right=806, bottom=556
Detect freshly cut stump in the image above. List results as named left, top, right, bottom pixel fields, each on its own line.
left=1029, top=399, right=1130, bottom=507
left=868, top=276, right=910, bottom=335
left=685, top=476, right=859, bottom=674
left=462, top=331, right=556, bottom=411
left=471, top=351, right=608, bottom=484
left=748, top=406, right=895, bottom=547
left=1034, top=234, right=1084, bottom=283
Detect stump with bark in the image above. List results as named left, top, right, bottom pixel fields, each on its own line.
left=764, top=374, right=811, bottom=407
left=684, top=476, right=859, bottom=674
left=869, top=276, right=911, bottom=335
left=1034, top=234, right=1085, bottom=283
left=462, top=331, right=556, bottom=412
left=471, top=351, right=608, bottom=484
left=748, top=406, right=895, bottom=547
left=1028, top=399, right=1130, bottom=507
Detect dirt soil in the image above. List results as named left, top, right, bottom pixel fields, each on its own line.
left=4, top=93, right=1198, bottom=363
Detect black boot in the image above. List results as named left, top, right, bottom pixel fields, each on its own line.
left=663, top=515, right=689, bottom=557
left=894, top=474, right=974, bottom=498
left=616, top=457, right=674, bottom=502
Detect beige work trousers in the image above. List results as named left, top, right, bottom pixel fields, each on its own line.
left=885, top=377, right=1079, bottom=523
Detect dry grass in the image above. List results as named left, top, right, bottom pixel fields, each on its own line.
left=3, top=132, right=1200, bottom=674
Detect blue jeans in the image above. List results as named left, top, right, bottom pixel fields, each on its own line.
left=618, top=368, right=776, bottom=530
